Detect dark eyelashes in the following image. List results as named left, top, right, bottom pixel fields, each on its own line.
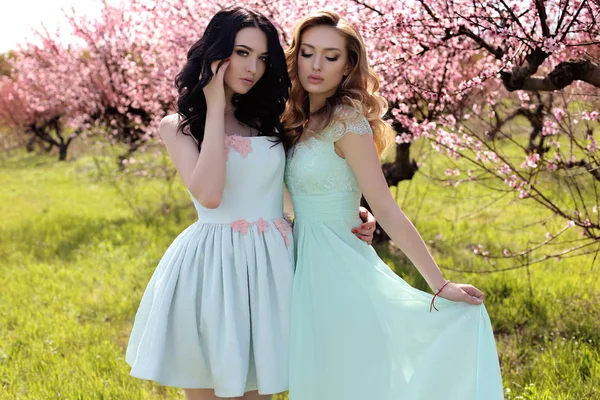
left=236, top=50, right=269, bottom=62
left=300, top=51, right=339, bottom=61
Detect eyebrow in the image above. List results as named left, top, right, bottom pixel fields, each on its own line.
left=235, top=44, right=269, bottom=55
left=300, top=43, right=341, bottom=52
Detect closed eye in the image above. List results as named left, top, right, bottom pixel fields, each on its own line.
left=300, top=51, right=313, bottom=58
left=326, top=56, right=339, bottom=61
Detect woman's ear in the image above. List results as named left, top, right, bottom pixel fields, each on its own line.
left=344, top=64, right=352, bottom=77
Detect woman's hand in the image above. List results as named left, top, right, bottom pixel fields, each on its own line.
left=438, top=282, right=484, bottom=305
left=353, top=207, right=376, bottom=245
left=202, top=59, right=230, bottom=110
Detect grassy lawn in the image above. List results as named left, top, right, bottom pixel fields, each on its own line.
left=0, top=145, right=598, bottom=399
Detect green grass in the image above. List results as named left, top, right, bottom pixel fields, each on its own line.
left=0, top=152, right=189, bottom=399
left=1, top=147, right=599, bottom=399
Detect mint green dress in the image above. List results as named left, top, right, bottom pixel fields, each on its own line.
left=284, top=112, right=504, bottom=400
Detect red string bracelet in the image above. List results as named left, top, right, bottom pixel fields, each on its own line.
left=430, top=280, right=451, bottom=312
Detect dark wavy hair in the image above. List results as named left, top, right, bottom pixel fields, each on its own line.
left=175, top=7, right=291, bottom=149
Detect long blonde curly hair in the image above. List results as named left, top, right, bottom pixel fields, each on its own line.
left=282, top=10, right=394, bottom=156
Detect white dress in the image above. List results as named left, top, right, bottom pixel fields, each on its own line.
left=126, top=135, right=294, bottom=397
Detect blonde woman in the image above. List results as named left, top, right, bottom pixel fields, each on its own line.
left=283, top=11, right=503, bottom=400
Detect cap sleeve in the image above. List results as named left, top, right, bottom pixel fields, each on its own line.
left=325, top=107, right=373, bottom=141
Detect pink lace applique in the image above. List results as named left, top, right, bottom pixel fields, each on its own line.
left=230, top=219, right=251, bottom=235
left=224, top=135, right=253, bottom=160
left=255, top=218, right=269, bottom=235
left=274, top=217, right=293, bottom=246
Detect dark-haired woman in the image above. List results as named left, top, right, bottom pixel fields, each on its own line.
left=125, top=7, right=374, bottom=400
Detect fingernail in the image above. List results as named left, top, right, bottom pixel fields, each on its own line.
left=360, top=225, right=365, bottom=229
left=352, top=229, right=358, bottom=233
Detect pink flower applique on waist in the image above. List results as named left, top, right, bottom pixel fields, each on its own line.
left=230, top=219, right=252, bottom=235
left=228, top=217, right=291, bottom=246
left=255, top=218, right=269, bottom=235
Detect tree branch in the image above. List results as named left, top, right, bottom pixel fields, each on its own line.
left=555, top=0, right=570, bottom=34
left=457, top=26, right=505, bottom=59
left=535, top=0, right=551, bottom=37
left=503, top=58, right=600, bottom=91
left=560, top=0, right=588, bottom=42
left=350, top=0, right=384, bottom=16
left=500, top=47, right=550, bottom=91
left=560, top=159, right=600, bottom=182
left=443, top=240, right=598, bottom=273
left=416, top=0, right=440, bottom=22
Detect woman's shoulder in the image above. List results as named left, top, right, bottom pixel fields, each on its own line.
left=332, top=104, right=362, bottom=121
left=160, top=113, right=180, bottom=130
left=328, top=105, right=372, bottom=140
left=159, top=113, right=183, bottom=140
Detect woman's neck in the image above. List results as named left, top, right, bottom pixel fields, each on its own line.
left=224, top=86, right=235, bottom=114
left=308, top=93, right=327, bottom=113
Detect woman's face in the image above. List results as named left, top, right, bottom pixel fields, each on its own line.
left=297, top=25, right=349, bottom=97
left=223, top=27, right=269, bottom=94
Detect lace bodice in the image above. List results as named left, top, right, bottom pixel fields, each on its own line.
left=284, top=111, right=373, bottom=196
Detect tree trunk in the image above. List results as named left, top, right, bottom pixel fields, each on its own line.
left=58, top=144, right=68, bottom=161
left=382, top=143, right=419, bottom=186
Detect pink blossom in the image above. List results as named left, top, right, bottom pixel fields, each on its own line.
left=499, top=164, right=512, bottom=175
left=587, top=135, right=597, bottom=153
left=395, top=133, right=412, bottom=144
left=542, top=37, right=562, bottom=52
left=581, top=111, right=598, bottom=121
left=497, top=27, right=510, bottom=38
left=553, top=108, right=565, bottom=121
left=521, top=153, right=540, bottom=169
left=542, top=120, right=559, bottom=136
